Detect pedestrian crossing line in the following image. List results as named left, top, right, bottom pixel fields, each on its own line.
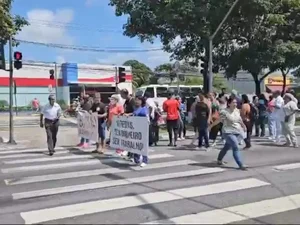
left=144, top=193, right=300, bottom=224
left=0, top=150, right=69, bottom=159
left=0, top=147, right=65, bottom=155
left=19, top=178, right=269, bottom=224
left=5, top=160, right=198, bottom=185
left=3, top=154, right=100, bottom=164
left=0, top=153, right=174, bottom=174
left=13, top=167, right=226, bottom=200
left=273, top=162, right=300, bottom=171
left=113, top=153, right=173, bottom=164
left=1, top=160, right=101, bottom=173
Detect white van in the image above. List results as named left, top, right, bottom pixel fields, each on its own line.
left=135, top=84, right=203, bottom=110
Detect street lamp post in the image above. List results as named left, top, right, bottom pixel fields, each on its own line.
left=208, top=0, right=240, bottom=92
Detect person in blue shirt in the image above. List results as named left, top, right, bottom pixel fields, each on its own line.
left=133, top=96, right=149, bottom=167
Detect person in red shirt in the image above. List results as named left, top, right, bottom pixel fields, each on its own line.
left=163, top=92, right=180, bottom=146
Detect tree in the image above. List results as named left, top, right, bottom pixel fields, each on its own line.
left=217, top=0, right=300, bottom=95
left=0, top=0, right=28, bottom=43
left=109, top=0, right=280, bottom=92
left=123, top=60, right=152, bottom=87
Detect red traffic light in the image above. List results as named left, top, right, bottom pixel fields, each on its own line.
left=14, top=51, right=22, bottom=61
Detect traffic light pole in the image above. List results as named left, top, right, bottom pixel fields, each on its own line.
left=8, top=36, right=16, bottom=144
left=207, top=0, right=240, bottom=93
left=115, top=66, right=119, bottom=94
left=54, top=62, right=58, bottom=100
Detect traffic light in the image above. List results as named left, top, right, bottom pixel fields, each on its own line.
left=118, top=67, right=126, bottom=83
left=0, top=42, right=5, bottom=70
left=13, top=51, right=22, bottom=70
left=200, top=60, right=208, bottom=75
left=49, top=69, right=54, bottom=80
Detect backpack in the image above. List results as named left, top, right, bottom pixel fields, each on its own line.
left=249, top=103, right=258, bottom=121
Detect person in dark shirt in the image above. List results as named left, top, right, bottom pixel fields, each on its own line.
left=77, top=95, right=92, bottom=148
left=91, top=94, right=107, bottom=153
left=120, top=89, right=136, bottom=159
left=121, top=89, right=135, bottom=116
left=195, top=94, right=210, bottom=149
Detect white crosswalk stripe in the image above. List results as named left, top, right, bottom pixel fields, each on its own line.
left=0, top=146, right=300, bottom=224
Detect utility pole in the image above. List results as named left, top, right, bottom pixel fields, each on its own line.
left=208, top=0, right=240, bottom=92
left=8, top=36, right=16, bottom=144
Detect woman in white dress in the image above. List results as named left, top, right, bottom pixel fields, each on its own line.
left=282, top=93, right=299, bottom=147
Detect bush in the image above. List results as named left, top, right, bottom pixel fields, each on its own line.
left=0, top=100, right=8, bottom=107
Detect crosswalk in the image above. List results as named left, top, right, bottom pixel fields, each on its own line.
left=0, top=146, right=300, bottom=224
left=0, top=117, right=76, bottom=128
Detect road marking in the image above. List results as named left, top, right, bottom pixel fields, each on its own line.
left=144, top=194, right=300, bottom=224
left=1, top=154, right=173, bottom=173
left=20, top=178, right=269, bottom=224
left=13, top=168, right=225, bottom=200
left=5, top=160, right=197, bottom=185
left=0, top=147, right=65, bottom=154
left=0, top=151, right=69, bottom=159
left=113, top=153, right=173, bottom=164
left=3, top=154, right=98, bottom=164
left=1, top=160, right=102, bottom=173
left=273, top=162, right=300, bottom=171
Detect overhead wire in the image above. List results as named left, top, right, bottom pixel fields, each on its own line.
left=16, top=39, right=164, bottom=53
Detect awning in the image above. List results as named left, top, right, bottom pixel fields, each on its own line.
left=266, top=85, right=290, bottom=93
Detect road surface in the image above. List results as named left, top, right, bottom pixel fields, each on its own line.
left=0, top=137, right=299, bottom=224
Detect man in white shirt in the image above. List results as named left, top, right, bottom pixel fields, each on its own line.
left=273, top=91, right=284, bottom=143
left=40, top=95, right=62, bottom=156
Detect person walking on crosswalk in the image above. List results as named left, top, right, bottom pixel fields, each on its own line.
left=40, top=94, right=62, bottom=156
left=209, top=97, right=247, bottom=170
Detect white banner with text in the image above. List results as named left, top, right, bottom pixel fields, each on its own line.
left=110, top=116, right=149, bottom=156
left=77, top=111, right=98, bottom=142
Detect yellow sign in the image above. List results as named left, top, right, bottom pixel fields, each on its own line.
left=265, top=76, right=291, bottom=86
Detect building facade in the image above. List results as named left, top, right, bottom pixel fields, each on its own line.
left=0, top=63, right=132, bottom=106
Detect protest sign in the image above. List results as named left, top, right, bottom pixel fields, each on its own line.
left=110, top=116, right=149, bottom=156
left=77, top=110, right=98, bottom=142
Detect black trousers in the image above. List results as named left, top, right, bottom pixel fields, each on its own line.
left=166, top=119, right=178, bottom=144
left=45, top=119, right=59, bottom=153
left=243, top=120, right=253, bottom=148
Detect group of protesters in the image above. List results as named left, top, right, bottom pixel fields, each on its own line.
left=73, top=87, right=299, bottom=170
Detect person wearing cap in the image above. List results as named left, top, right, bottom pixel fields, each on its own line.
left=107, top=94, right=125, bottom=155
left=40, top=95, right=62, bottom=156
left=282, top=93, right=299, bottom=147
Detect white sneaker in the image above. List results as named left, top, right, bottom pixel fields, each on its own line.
left=178, top=138, right=182, bottom=141
left=121, top=151, right=128, bottom=157
left=181, top=137, right=185, bottom=140
left=211, top=142, right=216, bottom=147
left=140, top=162, right=147, bottom=167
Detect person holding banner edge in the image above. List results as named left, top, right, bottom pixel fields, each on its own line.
left=132, top=95, right=149, bottom=167
left=90, top=94, right=107, bottom=154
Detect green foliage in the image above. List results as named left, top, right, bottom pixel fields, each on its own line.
left=110, top=0, right=300, bottom=95
left=56, top=99, right=68, bottom=110
left=0, top=0, right=29, bottom=43
left=0, top=100, right=8, bottom=107
left=123, top=60, right=152, bottom=87
left=184, top=77, right=203, bottom=85
left=154, top=63, right=172, bottom=72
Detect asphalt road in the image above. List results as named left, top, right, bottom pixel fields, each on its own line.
left=0, top=137, right=300, bottom=224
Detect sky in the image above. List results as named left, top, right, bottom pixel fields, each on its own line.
left=7, top=0, right=173, bottom=69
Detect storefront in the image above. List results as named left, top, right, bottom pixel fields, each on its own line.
left=0, top=62, right=132, bottom=107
